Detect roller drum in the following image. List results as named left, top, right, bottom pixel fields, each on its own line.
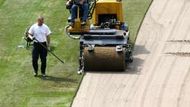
left=83, top=47, right=126, bottom=71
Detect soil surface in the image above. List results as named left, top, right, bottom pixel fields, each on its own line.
left=72, top=0, right=190, bottom=106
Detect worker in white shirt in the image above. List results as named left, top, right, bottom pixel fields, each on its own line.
left=28, top=16, right=52, bottom=77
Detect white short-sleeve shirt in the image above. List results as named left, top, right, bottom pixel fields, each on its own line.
left=28, top=23, right=52, bottom=43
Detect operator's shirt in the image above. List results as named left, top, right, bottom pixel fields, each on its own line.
left=28, top=23, right=52, bottom=43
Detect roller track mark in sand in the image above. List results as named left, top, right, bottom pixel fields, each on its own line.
left=158, top=39, right=186, bottom=107
left=102, top=75, right=120, bottom=105
left=111, top=75, right=134, bottom=107
left=141, top=0, right=187, bottom=106
left=167, top=26, right=190, bottom=44
left=126, top=29, right=163, bottom=106
left=123, top=74, right=139, bottom=101
left=157, top=0, right=171, bottom=19
left=123, top=47, right=158, bottom=107
left=167, top=40, right=190, bottom=44
left=140, top=57, right=166, bottom=107
left=90, top=74, right=104, bottom=107
left=160, top=7, right=188, bottom=107
left=123, top=42, right=160, bottom=106
left=156, top=58, right=177, bottom=107
left=177, top=67, right=190, bottom=107
left=165, top=30, right=190, bottom=57
left=124, top=3, right=166, bottom=106
left=111, top=76, right=131, bottom=103
left=140, top=10, right=168, bottom=107
left=122, top=51, right=149, bottom=105
left=119, top=73, right=141, bottom=107
left=165, top=52, right=190, bottom=57
left=158, top=1, right=190, bottom=107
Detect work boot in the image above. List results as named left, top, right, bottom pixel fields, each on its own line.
left=33, top=71, right=38, bottom=77
left=81, top=21, right=86, bottom=26
left=77, top=70, right=83, bottom=75
left=69, top=22, right=74, bottom=27
left=42, top=74, right=46, bottom=77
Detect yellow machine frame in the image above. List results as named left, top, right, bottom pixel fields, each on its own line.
left=68, top=7, right=90, bottom=33
left=65, top=0, right=133, bottom=73
left=92, top=0, right=124, bottom=25
left=67, top=0, right=124, bottom=33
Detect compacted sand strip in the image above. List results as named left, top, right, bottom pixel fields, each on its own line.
left=72, top=0, right=190, bottom=107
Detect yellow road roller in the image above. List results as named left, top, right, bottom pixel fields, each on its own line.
left=65, top=0, right=133, bottom=73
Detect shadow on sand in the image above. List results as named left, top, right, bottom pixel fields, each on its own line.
left=87, top=45, right=150, bottom=75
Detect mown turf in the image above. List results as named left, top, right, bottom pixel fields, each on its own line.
left=0, top=0, right=81, bottom=107
left=0, top=0, right=152, bottom=107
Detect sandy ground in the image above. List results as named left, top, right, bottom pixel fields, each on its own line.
left=72, top=0, right=190, bottom=107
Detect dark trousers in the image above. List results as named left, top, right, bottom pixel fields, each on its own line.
left=71, top=3, right=88, bottom=22
left=32, top=42, right=47, bottom=74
